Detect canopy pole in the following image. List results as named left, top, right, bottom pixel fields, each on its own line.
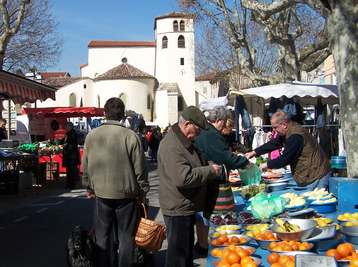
left=7, top=99, right=10, bottom=139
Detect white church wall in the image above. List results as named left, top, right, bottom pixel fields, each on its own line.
left=83, top=47, right=156, bottom=79
left=93, top=79, right=155, bottom=121
left=155, top=90, right=169, bottom=125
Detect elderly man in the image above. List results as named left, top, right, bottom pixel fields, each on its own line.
left=82, top=97, right=149, bottom=267
left=158, top=106, right=221, bottom=267
left=246, top=110, right=332, bottom=191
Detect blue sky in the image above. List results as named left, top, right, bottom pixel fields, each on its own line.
left=48, top=0, right=180, bottom=76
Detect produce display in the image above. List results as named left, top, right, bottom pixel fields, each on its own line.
left=279, top=193, right=306, bottom=208
left=210, top=234, right=249, bottom=246
left=268, top=240, right=312, bottom=251
left=325, top=243, right=358, bottom=262
left=254, top=231, right=280, bottom=241
left=337, top=212, right=358, bottom=221
left=241, top=184, right=267, bottom=198
left=211, top=245, right=255, bottom=258
left=214, top=225, right=241, bottom=232
left=300, top=187, right=330, bottom=200
left=275, top=218, right=303, bottom=232
left=212, top=213, right=240, bottom=226
left=313, top=217, right=335, bottom=228
left=266, top=252, right=297, bottom=266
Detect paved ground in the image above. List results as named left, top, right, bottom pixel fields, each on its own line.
left=0, top=160, right=208, bottom=267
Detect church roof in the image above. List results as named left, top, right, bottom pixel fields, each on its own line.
left=94, top=63, right=159, bottom=88
left=43, top=77, right=86, bottom=88
left=154, top=12, right=194, bottom=29
left=88, top=41, right=156, bottom=48
left=39, top=72, right=71, bottom=79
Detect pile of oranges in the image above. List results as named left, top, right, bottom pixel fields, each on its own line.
left=269, top=240, right=311, bottom=251
left=267, top=252, right=296, bottom=267
left=212, top=245, right=258, bottom=267
left=211, top=234, right=249, bottom=246
left=325, top=243, right=358, bottom=266
left=254, top=231, right=280, bottom=241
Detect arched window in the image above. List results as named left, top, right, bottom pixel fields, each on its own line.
left=173, top=20, right=178, bottom=32
left=180, top=20, right=185, bottom=31
left=162, top=36, right=168, bottom=49
left=119, top=93, right=127, bottom=107
left=97, top=95, right=100, bottom=108
left=178, top=35, right=185, bottom=48
left=69, top=93, right=76, bottom=107
left=147, top=95, right=151, bottom=109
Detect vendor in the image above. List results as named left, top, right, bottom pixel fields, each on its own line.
left=246, top=110, right=332, bottom=191
left=0, top=118, right=7, bottom=142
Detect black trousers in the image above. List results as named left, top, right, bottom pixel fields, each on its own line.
left=92, top=197, right=137, bottom=267
left=163, top=214, right=196, bottom=267
left=66, top=164, right=77, bottom=189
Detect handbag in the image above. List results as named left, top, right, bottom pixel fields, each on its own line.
left=134, top=203, right=166, bottom=253
left=203, top=165, right=237, bottom=220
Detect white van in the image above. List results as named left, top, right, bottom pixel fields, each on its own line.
left=9, top=120, right=32, bottom=145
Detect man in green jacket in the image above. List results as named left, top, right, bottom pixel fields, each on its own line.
left=82, top=97, right=149, bottom=267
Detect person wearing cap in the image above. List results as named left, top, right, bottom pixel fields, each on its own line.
left=158, top=105, right=222, bottom=267
left=193, top=105, right=252, bottom=255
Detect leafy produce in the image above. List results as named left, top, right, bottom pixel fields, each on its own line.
left=212, top=213, right=239, bottom=226
left=275, top=218, right=303, bottom=232
left=242, top=184, right=267, bottom=198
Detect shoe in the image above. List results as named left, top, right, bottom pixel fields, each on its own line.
left=195, top=242, right=208, bottom=255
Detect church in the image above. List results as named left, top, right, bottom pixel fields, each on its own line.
left=36, top=12, right=216, bottom=127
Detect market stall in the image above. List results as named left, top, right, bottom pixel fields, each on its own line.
left=205, top=171, right=358, bottom=267
left=0, top=70, right=57, bottom=195
left=22, top=107, right=105, bottom=173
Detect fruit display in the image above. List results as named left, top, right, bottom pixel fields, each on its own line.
left=238, top=211, right=270, bottom=225
left=268, top=240, right=312, bottom=251
left=254, top=231, right=280, bottom=241
left=241, top=184, right=267, bottom=199
left=311, top=197, right=337, bottom=204
left=210, top=234, right=249, bottom=246
left=342, top=221, right=358, bottom=227
left=245, top=223, right=271, bottom=231
left=212, top=213, right=239, bottom=226
left=313, top=217, right=335, bottom=228
left=211, top=245, right=255, bottom=258
left=325, top=243, right=358, bottom=262
left=267, top=252, right=296, bottom=267
left=275, top=218, right=303, bottom=232
left=301, top=187, right=330, bottom=199
left=337, top=212, right=358, bottom=221
left=280, top=192, right=306, bottom=208
left=214, top=225, right=241, bottom=232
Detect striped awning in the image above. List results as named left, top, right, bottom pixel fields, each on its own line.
left=0, top=70, right=56, bottom=105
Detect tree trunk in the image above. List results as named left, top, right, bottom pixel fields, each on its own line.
left=326, top=6, right=358, bottom=178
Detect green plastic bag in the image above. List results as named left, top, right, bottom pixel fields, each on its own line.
left=238, top=165, right=262, bottom=186
left=250, top=193, right=286, bottom=219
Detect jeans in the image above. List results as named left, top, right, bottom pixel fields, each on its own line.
left=163, top=214, right=196, bottom=267
left=307, top=170, right=333, bottom=191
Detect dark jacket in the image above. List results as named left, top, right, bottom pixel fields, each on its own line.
left=158, top=123, right=216, bottom=216
left=61, top=129, right=80, bottom=167
left=194, top=123, right=249, bottom=170
left=222, top=132, right=252, bottom=154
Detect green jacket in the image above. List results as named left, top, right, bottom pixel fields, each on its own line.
left=194, top=123, right=249, bottom=170
left=158, top=123, right=216, bottom=216
left=82, top=120, right=149, bottom=199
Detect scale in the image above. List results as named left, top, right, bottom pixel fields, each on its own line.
left=295, top=254, right=338, bottom=267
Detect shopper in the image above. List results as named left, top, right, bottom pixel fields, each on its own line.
left=0, top=118, right=7, bottom=142
left=61, top=122, right=80, bottom=189
left=158, top=106, right=221, bottom=267
left=246, top=110, right=332, bottom=190
left=222, top=118, right=252, bottom=154
left=82, top=97, right=149, bottom=267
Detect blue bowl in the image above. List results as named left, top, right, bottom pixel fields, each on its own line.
left=308, top=200, right=338, bottom=213
left=285, top=204, right=306, bottom=210
left=311, top=233, right=344, bottom=251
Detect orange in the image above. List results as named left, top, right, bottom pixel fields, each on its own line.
left=267, top=252, right=280, bottom=264
left=223, top=242, right=230, bottom=245
left=228, top=244, right=236, bottom=251
left=211, top=239, right=221, bottom=245
left=350, top=258, right=358, bottom=266
left=271, top=264, right=284, bottom=267
left=278, top=255, right=291, bottom=265
left=255, top=234, right=264, bottom=240
left=283, top=245, right=293, bottom=251
left=270, top=242, right=279, bottom=249
left=245, top=248, right=254, bottom=255
left=289, top=255, right=295, bottom=262
left=218, top=260, right=231, bottom=267
left=264, top=231, right=274, bottom=240
left=352, top=252, right=358, bottom=258
left=345, top=243, right=355, bottom=254
left=298, top=244, right=307, bottom=250
left=284, top=260, right=295, bottom=267
left=230, top=236, right=240, bottom=244
left=291, top=243, right=299, bottom=251
left=222, top=248, right=232, bottom=261
left=337, top=244, right=351, bottom=258
left=218, top=234, right=229, bottom=244
left=227, top=251, right=241, bottom=265
left=235, top=246, right=245, bottom=254
left=238, top=249, right=250, bottom=259
left=326, top=249, right=342, bottom=260
left=275, top=246, right=283, bottom=251
left=239, top=237, right=248, bottom=243
left=241, top=261, right=257, bottom=267
left=216, top=250, right=223, bottom=258
left=231, top=264, right=242, bottom=267
left=301, top=242, right=310, bottom=248
left=241, top=256, right=253, bottom=265
left=211, top=248, right=220, bottom=256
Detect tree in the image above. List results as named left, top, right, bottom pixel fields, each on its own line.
left=0, top=0, right=64, bottom=72
left=178, top=0, right=328, bottom=85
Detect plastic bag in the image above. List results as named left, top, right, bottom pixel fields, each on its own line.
left=250, top=193, right=286, bottom=219
left=238, top=165, right=262, bottom=186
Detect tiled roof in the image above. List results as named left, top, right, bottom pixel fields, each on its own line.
left=40, top=72, right=71, bottom=79
left=88, top=41, right=156, bottom=48
left=80, top=63, right=88, bottom=69
left=155, top=12, right=193, bottom=20
left=43, top=77, right=85, bottom=88
left=195, top=72, right=216, bottom=81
